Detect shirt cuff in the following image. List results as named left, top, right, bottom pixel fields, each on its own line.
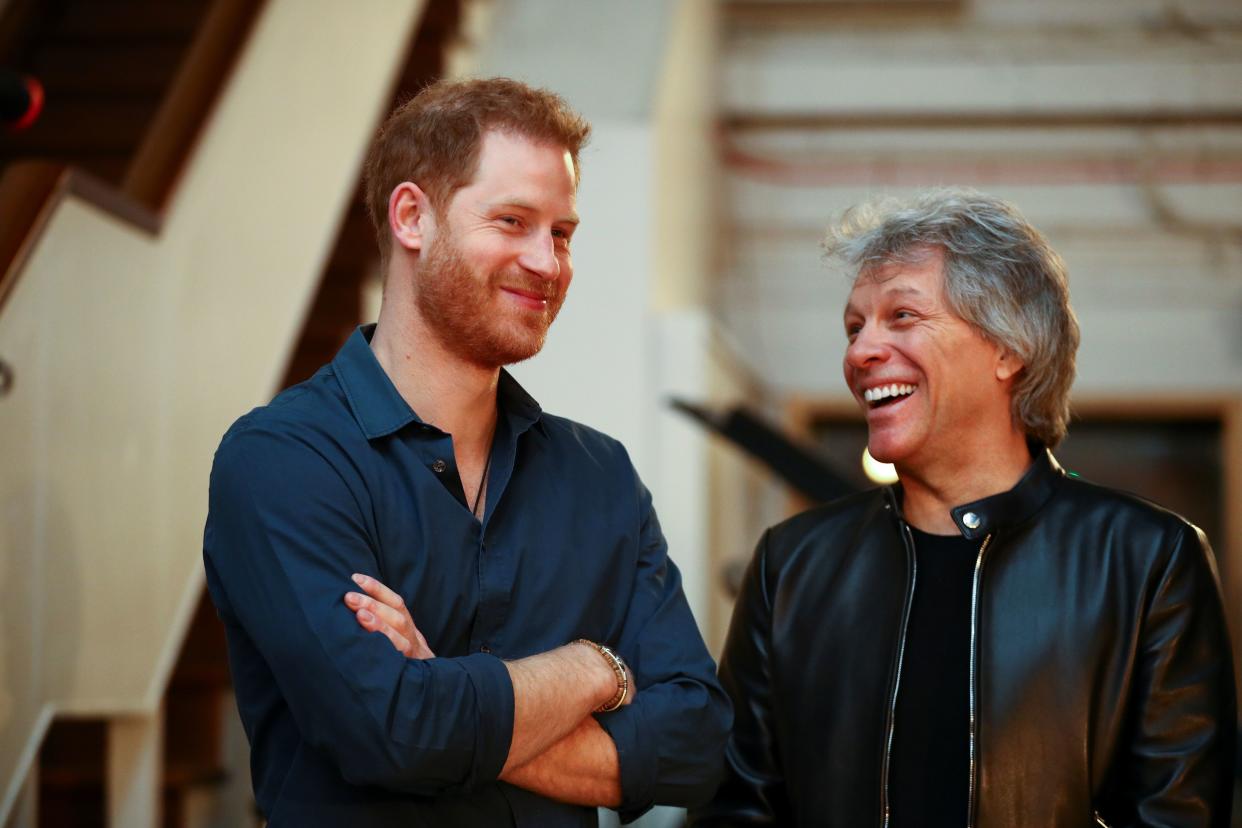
left=456, top=652, right=515, bottom=786
left=597, top=699, right=656, bottom=822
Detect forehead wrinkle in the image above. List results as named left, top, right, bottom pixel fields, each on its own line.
left=844, top=282, right=928, bottom=317
left=884, top=284, right=929, bottom=299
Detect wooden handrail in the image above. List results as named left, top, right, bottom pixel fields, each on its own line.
left=0, top=0, right=266, bottom=316
left=0, top=162, right=161, bottom=312
left=0, top=161, right=63, bottom=311
left=123, top=0, right=266, bottom=211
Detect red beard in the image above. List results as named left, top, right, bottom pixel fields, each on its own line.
left=414, top=232, right=567, bottom=369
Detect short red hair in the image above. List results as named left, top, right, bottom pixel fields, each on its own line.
left=362, top=77, right=591, bottom=262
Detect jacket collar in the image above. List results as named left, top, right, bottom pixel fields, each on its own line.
left=332, top=324, right=543, bottom=440
left=884, top=444, right=1066, bottom=540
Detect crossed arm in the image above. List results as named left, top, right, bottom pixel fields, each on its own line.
left=345, top=573, right=627, bottom=806
left=207, top=426, right=729, bottom=815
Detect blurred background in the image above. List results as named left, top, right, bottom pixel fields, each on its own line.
left=0, top=0, right=1239, bottom=825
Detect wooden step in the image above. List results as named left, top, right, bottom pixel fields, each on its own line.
left=37, top=590, right=234, bottom=828
left=38, top=719, right=105, bottom=828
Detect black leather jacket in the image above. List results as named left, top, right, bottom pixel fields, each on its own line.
left=692, top=449, right=1235, bottom=827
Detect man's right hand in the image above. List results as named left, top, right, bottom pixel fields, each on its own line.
left=345, top=575, right=632, bottom=708
left=345, top=574, right=634, bottom=803
left=344, top=573, right=435, bottom=659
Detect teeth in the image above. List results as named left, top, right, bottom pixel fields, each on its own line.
left=864, top=384, right=916, bottom=403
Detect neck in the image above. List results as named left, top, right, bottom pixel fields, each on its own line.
left=370, top=300, right=499, bottom=461
left=897, top=427, right=1032, bottom=535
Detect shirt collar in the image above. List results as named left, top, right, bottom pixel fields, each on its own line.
left=332, top=324, right=543, bottom=440
left=884, top=443, right=1066, bottom=540
left=497, top=367, right=543, bottom=434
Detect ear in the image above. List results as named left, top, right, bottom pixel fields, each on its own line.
left=995, top=348, right=1025, bottom=383
left=388, top=182, right=434, bottom=255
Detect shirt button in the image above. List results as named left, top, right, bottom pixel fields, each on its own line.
left=962, top=512, right=981, bottom=530
left=431, top=459, right=447, bottom=473
left=480, top=644, right=491, bottom=653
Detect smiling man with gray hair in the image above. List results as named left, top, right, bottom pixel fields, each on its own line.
left=692, top=188, right=1235, bottom=827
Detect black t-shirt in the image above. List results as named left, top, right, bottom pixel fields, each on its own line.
left=888, top=526, right=981, bottom=827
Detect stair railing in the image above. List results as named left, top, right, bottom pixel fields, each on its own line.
left=0, top=1, right=428, bottom=825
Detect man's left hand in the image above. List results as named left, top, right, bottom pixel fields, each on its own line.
left=344, top=573, right=435, bottom=659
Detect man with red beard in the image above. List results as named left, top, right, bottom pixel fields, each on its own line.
left=203, top=79, right=729, bottom=827
left=691, top=189, right=1235, bottom=827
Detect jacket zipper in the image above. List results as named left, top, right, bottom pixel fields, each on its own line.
left=882, top=523, right=918, bottom=828
left=966, top=533, right=994, bottom=827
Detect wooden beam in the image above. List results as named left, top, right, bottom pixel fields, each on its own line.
left=0, top=162, right=160, bottom=315
left=723, top=109, right=1242, bottom=132
left=724, top=0, right=961, bottom=26
left=122, top=0, right=266, bottom=210
left=1222, top=401, right=1242, bottom=705
left=0, top=0, right=266, bottom=316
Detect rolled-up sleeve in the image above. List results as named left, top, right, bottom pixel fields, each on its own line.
left=596, top=478, right=733, bottom=822
left=203, top=421, right=514, bottom=795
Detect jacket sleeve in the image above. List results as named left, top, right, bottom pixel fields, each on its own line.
left=689, top=530, right=792, bottom=827
left=594, top=479, right=733, bottom=823
left=202, top=422, right=514, bottom=796
left=1106, top=523, right=1237, bottom=827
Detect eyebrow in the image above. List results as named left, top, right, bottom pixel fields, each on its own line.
left=488, top=199, right=580, bottom=226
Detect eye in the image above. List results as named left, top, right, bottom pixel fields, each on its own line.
left=845, top=322, right=862, bottom=342
left=498, top=215, right=522, bottom=227
left=553, top=225, right=580, bottom=252
left=894, top=309, right=916, bottom=322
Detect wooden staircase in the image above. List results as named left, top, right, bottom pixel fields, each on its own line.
left=36, top=595, right=233, bottom=828
left=1, top=3, right=254, bottom=823
left=0, top=0, right=464, bottom=824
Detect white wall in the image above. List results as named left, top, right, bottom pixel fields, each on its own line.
left=475, top=2, right=739, bottom=824
left=719, top=0, right=1242, bottom=400
left=477, top=0, right=742, bottom=621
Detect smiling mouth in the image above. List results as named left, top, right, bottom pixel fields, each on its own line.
left=863, top=383, right=917, bottom=409
left=500, top=286, right=551, bottom=308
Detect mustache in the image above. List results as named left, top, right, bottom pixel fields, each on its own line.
left=492, top=274, right=560, bottom=300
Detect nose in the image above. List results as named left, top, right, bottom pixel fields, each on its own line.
left=844, top=324, right=889, bottom=372
left=518, top=232, right=561, bottom=281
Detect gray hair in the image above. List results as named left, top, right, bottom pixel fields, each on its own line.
left=823, top=188, right=1080, bottom=449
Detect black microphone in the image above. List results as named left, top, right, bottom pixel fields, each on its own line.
left=1, top=70, right=43, bottom=130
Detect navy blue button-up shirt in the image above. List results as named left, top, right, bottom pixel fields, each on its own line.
left=203, top=326, right=730, bottom=826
